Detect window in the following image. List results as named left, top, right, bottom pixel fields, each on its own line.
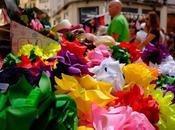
left=79, top=7, right=99, bottom=23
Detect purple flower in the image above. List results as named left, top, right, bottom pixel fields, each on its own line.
left=164, top=84, right=175, bottom=94
left=51, top=50, right=92, bottom=77
left=141, top=43, right=169, bottom=64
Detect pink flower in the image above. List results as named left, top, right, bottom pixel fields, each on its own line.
left=87, top=45, right=111, bottom=67
left=92, top=104, right=155, bottom=130
left=31, top=19, right=43, bottom=31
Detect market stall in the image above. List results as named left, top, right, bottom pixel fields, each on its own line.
left=0, top=1, right=175, bottom=130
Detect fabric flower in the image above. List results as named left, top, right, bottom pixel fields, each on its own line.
left=2, top=53, right=20, bottom=69
left=150, top=89, right=175, bottom=130
left=17, top=55, right=51, bottom=76
left=141, top=43, right=169, bottom=64
left=55, top=74, right=114, bottom=123
left=43, top=43, right=61, bottom=58
left=110, top=45, right=131, bottom=64
left=107, top=84, right=160, bottom=125
left=92, top=104, right=155, bottom=130
left=158, top=55, right=175, bottom=76
left=51, top=50, right=91, bottom=77
left=0, top=72, right=78, bottom=130
left=156, top=74, right=175, bottom=94
left=31, top=19, right=43, bottom=31
left=78, top=126, right=94, bottom=130
left=87, top=44, right=111, bottom=67
left=119, top=42, right=140, bottom=62
left=61, top=40, right=87, bottom=57
left=17, top=44, right=43, bottom=58
left=0, top=67, right=34, bottom=85
left=89, top=57, right=125, bottom=92
left=123, top=63, right=157, bottom=89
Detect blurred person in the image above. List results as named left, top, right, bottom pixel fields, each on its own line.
left=160, top=27, right=166, bottom=44
left=167, top=32, right=175, bottom=57
left=107, top=0, right=129, bottom=42
left=136, top=22, right=147, bottom=43
left=139, top=11, right=160, bottom=50
left=129, top=22, right=137, bottom=43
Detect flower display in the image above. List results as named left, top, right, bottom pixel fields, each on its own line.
left=0, top=72, right=78, bottom=130
left=1, top=10, right=175, bottom=129
left=89, top=57, right=125, bottom=92
left=87, top=44, right=111, bottom=67
left=107, top=84, right=160, bottom=125
left=158, top=55, right=175, bottom=77
left=150, top=89, right=175, bottom=130
left=119, top=42, right=140, bottom=62
left=123, top=63, right=157, bottom=89
left=61, top=40, right=87, bottom=57
left=141, top=43, right=169, bottom=64
left=110, top=45, right=131, bottom=64
left=55, top=74, right=114, bottom=123
left=92, top=104, right=155, bottom=130
left=31, top=19, right=43, bottom=31
left=52, top=50, right=91, bottom=77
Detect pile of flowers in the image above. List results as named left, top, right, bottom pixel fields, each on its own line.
left=0, top=31, right=175, bottom=130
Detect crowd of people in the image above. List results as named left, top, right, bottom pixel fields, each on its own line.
left=95, top=0, right=175, bottom=57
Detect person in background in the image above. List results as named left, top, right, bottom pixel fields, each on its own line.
left=139, top=11, right=160, bottom=50
left=129, top=22, right=137, bottom=43
left=160, top=27, right=166, bottom=44
left=136, top=22, right=147, bottom=43
left=167, top=32, right=175, bottom=57
left=107, top=0, right=129, bottom=42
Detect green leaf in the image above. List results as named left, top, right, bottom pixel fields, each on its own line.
left=39, top=72, right=51, bottom=96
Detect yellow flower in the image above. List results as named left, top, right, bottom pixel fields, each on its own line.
left=55, top=74, right=115, bottom=122
left=43, top=43, right=61, bottom=58
left=78, top=126, right=94, bottom=130
left=150, top=89, right=175, bottom=130
left=17, top=44, right=43, bottom=58
left=123, top=63, right=157, bottom=90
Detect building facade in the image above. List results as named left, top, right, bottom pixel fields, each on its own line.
left=20, top=0, right=36, bottom=8
left=53, top=0, right=175, bottom=32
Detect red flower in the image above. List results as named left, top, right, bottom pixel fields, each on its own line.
left=16, top=55, right=32, bottom=69
left=61, top=40, right=87, bottom=58
left=119, top=42, right=140, bottom=62
left=107, top=84, right=160, bottom=125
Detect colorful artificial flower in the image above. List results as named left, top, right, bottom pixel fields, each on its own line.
left=107, top=84, right=160, bottom=125
left=89, top=57, right=125, bottom=92
left=119, top=42, right=140, bottom=62
left=31, top=19, right=43, bottom=31
left=158, top=55, right=175, bottom=77
left=123, top=63, right=157, bottom=90
left=16, top=55, right=52, bottom=84
left=51, top=50, right=91, bottom=77
left=150, top=89, right=175, bottom=130
left=156, top=74, right=175, bottom=95
left=0, top=67, right=34, bottom=85
left=43, top=43, right=61, bottom=58
left=110, top=45, right=131, bottom=64
left=17, top=44, right=43, bottom=58
left=61, top=40, right=87, bottom=57
left=0, top=72, right=78, bottom=130
left=87, top=44, right=111, bottom=67
left=141, top=43, right=169, bottom=64
left=92, top=104, right=155, bottom=130
left=55, top=74, right=114, bottom=123
left=78, top=126, right=94, bottom=130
